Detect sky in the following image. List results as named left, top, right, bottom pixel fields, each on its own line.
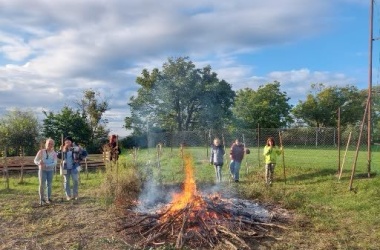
left=0, top=0, right=376, bottom=137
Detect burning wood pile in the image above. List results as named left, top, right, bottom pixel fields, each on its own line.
left=117, top=154, right=287, bottom=249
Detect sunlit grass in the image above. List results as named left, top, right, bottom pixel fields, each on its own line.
left=1, top=147, right=379, bottom=249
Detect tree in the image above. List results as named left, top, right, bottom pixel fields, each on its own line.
left=42, top=106, right=92, bottom=149
left=232, top=81, right=292, bottom=129
left=76, top=89, right=109, bottom=142
left=125, top=57, right=235, bottom=134
left=292, top=84, right=365, bottom=127
left=370, top=85, right=380, bottom=143
left=0, top=109, right=40, bottom=156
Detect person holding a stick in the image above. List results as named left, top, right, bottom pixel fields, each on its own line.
left=210, top=138, right=225, bottom=183
left=57, top=136, right=87, bottom=201
left=263, top=137, right=283, bottom=186
left=34, top=138, right=57, bottom=205
left=229, top=138, right=245, bottom=183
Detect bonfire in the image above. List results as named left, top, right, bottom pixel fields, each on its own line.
left=117, top=153, right=287, bottom=249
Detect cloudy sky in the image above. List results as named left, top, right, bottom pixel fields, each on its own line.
left=0, top=0, right=375, bottom=136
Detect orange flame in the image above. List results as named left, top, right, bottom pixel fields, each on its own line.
left=168, top=153, right=200, bottom=212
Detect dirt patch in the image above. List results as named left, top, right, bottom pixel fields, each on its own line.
left=0, top=192, right=126, bottom=250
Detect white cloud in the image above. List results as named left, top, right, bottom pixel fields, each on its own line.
left=0, top=0, right=366, bottom=136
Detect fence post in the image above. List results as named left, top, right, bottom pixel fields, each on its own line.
left=257, top=124, right=260, bottom=168
left=19, top=146, right=25, bottom=184
left=2, top=147, right=10, bottom=190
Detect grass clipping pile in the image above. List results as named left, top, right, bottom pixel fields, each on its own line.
left=117, top=154, right=288, bottom=249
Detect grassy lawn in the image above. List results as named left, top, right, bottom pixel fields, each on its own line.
left=0, top=147, right=379, bottom=249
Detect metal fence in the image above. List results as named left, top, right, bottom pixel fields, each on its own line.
left=146, top=127, right=369, bottom=150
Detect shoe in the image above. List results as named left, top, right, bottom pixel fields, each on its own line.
left=39, top=200, right=45, bottom=206
left=45, top=199, right=50, bottom=204
left=66, top=196, right=72, bottom=201
left=235, top=180, right=239, bottom=183
left=48, top=198, right=53, bottom=203
left=74, top=196, right=78, bottom=200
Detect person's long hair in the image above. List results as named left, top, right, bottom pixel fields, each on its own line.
left=266, top=137, right=276, bottom=146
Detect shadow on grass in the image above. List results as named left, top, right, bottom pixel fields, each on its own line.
left=337, top=171, right=377, bottom=181
left=0, top=188, right=18, bottom=194
left=286, top=168, right=337, bottom=184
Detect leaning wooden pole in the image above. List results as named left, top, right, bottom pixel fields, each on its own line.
left=338, top=132, right=352, bottom=181
left=349, top=99, right=369, bottom=191
left=278, top=131, right=286, bottom=184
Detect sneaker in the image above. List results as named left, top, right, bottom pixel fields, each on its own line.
left=74, top=196, right=78, bottom=200
left=66, top=196, right=72, bottom=201
left=45, top=199, right=50, bottom=204
left=48, top=198, right=53, bottom=203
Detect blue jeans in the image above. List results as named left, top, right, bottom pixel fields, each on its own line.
left=214, top=165, right=222, bottom=183
left=64, top=169, right=79, bottom=198
left=229, top=160, right=241, bottom=181
left=39, top=169, right=53, bottom=201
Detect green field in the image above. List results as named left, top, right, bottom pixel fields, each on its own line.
left=1, top=147, right=379, bottom=249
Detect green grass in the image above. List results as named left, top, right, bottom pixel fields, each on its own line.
left=1, top=147, right=379, bottom=249
left=128, top=146, right=380, bottom=249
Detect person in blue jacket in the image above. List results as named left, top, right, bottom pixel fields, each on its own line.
left=57, top=136, right=87, bottom=200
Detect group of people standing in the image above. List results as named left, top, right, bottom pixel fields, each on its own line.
left=34, top=136, right=89, bottom=205
left=34, top=133, right=280, bottom=204
left=34, top=135, right=120, bottom=206
left=210, top=136, right=283, bottom=185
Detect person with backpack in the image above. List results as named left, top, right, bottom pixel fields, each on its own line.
left=210, top=138, right=225, bottom=183
left=34, top=138, right=58, bottom=205
left=57, top=136, right=88, bottom=201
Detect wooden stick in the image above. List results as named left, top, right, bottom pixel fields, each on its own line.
left=349, top=98, right=369, bottom=191
left=338, top=131, right=352, bottom=180
left=278, top=131, right=286, bottom=184
left=60, top=134, right=65, bottom=201
left=242, top=133, right=249, bottom=175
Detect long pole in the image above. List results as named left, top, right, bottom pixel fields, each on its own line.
left=278, top=131, right=286, bottom=184
left=338, top=131, right=352, bottom=181
left=349, top=99, right=370, bottom=191
left=337, top=107, right=341, bottom=175
left=242, top=133, right=248, bottom=175
left=367, top=0, right=374, bottom=176
left=60, top=134, right=65, bottom=201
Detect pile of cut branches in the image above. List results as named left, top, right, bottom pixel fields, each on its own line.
left=117, top=195, right=287, bottom=249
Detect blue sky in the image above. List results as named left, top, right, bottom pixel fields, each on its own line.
left=0, top=0, right=375, bottom=136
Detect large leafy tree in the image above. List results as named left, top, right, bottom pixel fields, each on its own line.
left=125, top=57, right=235, bottom=134
left=292, top=84, right=365, bottom=127
left=232, top=81, right=292, bottom=129
left=76, top=89, right=109, bottom=142
left=0, top=109, right=40, bottom=155
left=42, top=106, right=92, bottom=148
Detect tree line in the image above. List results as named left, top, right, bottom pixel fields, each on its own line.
left=0, top=56, right=379, bottom=155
